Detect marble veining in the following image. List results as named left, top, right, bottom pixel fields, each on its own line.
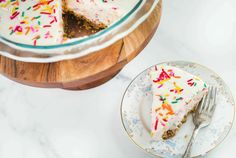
left=0, top=0, right=236, bottom=158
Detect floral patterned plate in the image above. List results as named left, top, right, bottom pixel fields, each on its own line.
left=120, top=61, right=235, bottom=158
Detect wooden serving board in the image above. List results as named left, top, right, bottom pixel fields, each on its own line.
left=0, top=0, right=162, bottom=90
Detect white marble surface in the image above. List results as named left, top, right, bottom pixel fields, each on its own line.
left=0, top=0, right=236, bottom=158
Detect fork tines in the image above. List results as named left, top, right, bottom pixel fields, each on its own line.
left=198, top=86, right=217, bottom=115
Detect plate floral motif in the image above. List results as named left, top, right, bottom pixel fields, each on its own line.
left=121, top=61, right=235, bottom=158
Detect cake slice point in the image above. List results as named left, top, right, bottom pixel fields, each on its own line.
left=149, top=65, right=208, bottom=140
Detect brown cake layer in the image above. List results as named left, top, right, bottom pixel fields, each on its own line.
left=62, top=1, right=107, bottom=38
left=162, top=107, right=197, bottom=140
left=63, top=11, right=104, bottom=38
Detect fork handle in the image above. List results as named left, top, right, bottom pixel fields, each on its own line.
left=183, top=125, right=200, bottom=158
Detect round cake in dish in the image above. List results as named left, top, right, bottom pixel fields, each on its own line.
left=0, top=0, right=138, bottom=46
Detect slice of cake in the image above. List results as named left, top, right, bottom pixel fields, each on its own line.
left=149, top=65, right=207, bottom=140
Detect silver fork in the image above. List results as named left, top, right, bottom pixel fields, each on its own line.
left=183, top=86, right=217, bottom=158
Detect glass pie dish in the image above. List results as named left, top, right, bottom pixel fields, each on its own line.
left=0, top=0, right=160, bottom=63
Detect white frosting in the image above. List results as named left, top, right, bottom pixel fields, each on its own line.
left=0, top=0, right=64, bottom=46
left=149, top=65, right=207, bottom=140
left=65, top=0, right=138, bottom=26
left=0, top=0, right=138, bottom=46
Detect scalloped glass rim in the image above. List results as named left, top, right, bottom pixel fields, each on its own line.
left=0, top=0, right=143, bottom=49
left=0, top=0, right=160, bottom=63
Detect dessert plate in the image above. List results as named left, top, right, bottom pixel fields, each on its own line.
left=121, top=61, right=235, bottom=158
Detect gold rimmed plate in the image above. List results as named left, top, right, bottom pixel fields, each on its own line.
left=120, top=61, right=235, bottom=158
